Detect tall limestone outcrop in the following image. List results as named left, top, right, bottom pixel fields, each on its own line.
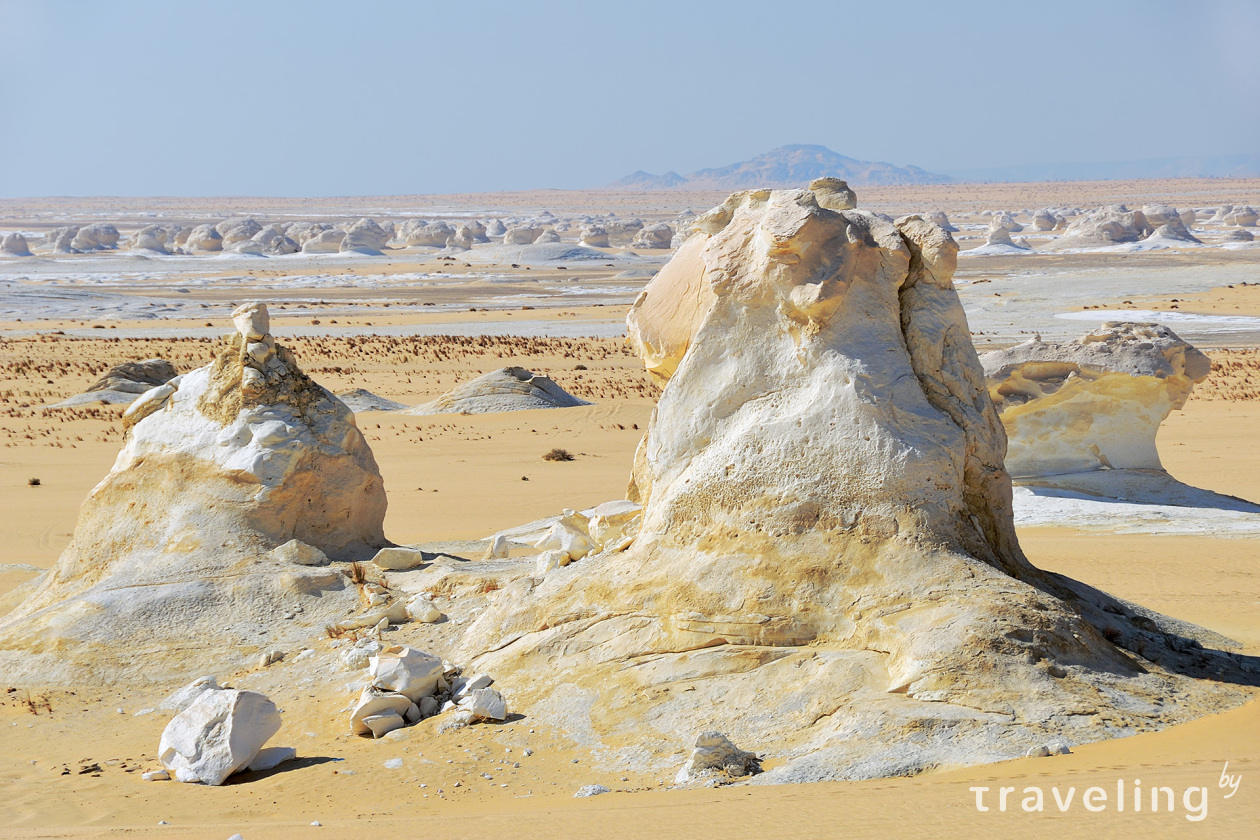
left=0, top=303, right=388, bottom=684
left=457, top=185, right=1253, bottom=781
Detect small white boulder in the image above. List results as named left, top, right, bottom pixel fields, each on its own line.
left=158, top=689, right=282, bottom=785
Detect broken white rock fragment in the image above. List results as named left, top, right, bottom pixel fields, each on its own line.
left=368, top=645, right=444, bottom=701
left=159, top=689, right=282, bottom=785
left=370, top=546, right=427, bottom=571
left=674, top=731, right=761, bottom=784
left=460, top=687, right=508, bottom=721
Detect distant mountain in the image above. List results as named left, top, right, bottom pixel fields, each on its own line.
left=607, top=170, right=689, bottom=189
left=608, top=145, right=952, bottom=190
left=951, top=154, right=1260, bottom=183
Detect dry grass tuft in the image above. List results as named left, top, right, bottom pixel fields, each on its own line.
left=542, top=448, right=575, bottom=462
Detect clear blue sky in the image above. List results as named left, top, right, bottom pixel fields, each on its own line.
left=1, top=0, right=1257, bottom=197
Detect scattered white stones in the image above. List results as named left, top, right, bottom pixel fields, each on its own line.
left=574, top=784, right=610, bottom=797
left=158, top=689, right=282, bottom=785
left=142, top=769, right=170, bottom=781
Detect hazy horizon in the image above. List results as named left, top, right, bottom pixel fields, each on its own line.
left=2, top=0, right=1258, bottom=198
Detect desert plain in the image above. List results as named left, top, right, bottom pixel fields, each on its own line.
left=0, top=178, right=1258, bottom=838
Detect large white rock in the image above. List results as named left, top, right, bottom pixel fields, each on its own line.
left=158, top=689, right=282, bottom=785
left=0, top=232, right=32, bottom=256
left=301, top=229, right=345, bottom=253
left=502, top=224, right=545, bottom=245
left=578, top=225, right=610, bottom=247
left=369, top=645, right=445, bottom=700
left=630, top=223, right=674, bottom=250
left=217, top=218, right=263, bottom=245
left=1223, top=205, right=1258, bottom=227
left=185, top=224, right=223, bottom=252
left=456, top=184, right=1250, bottom=782
left=340, top=218, right=388, bottom=254
left=130, top=225, right=170, bottom=253
left=71, top=223, right=120, bottom=252
left=980, top=323, right=1211, bottom=478
left=0, top=303, right=388, bottom=683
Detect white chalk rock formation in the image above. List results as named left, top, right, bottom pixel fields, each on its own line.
left=1224, top=228, right=1254, bottom=242
left=1048, top=205, right=1153, bottom=249
left=0, top=232, right=32, bottom=256
left=989, top=211, right=1023, bottom=233
left=1224, top=206, right=1258, bottom=227
left=341, top=218, right=388, bottom=254
left=502, top=224, right=545, bottom=245
left=1142, top=204, right=1181, bottom=227
left=286, top=221, right=328, bottom=245
left=455, top=185, right=1251, bottom=782
left=49, top=359, right=179, bottom=408
left=927, top=210, right=957, bottom=232
left=71, top=223, right=120, bottom=252
left=578, top=225, right=610, bottom=247
left=484, top=219, right=507, bottom=238
left=158, top=689, right=282, bottom=785
left=675, top=731, right=760, bottom=784
left=1031, top=209, right=1064, bottom=231
left=185, top=224, right=223, bottom=252
left=1179, top=208, right=1197, bottom=228
left=630, top=223, right=675, bottom=250
left=45, top=226, right=80, bottom=253
left=301, top=229, right=345, bottom=253
left=961, top=226, right=1033, bottom=256
left=217, top=218, right=263, bottom=246
left=130, top=225, right=170, bottom=253
left=252, top=224, right=299, bottom=255
left=0, top=303, right=388, bottom=683
left=399, top=220, right=455, bottom=247
left=404, top=367, right=590, bottom=415
left=980, top=323, right=1211, bottom=478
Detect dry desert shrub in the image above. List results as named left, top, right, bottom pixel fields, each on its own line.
left=542, top=448, right=575, bottom=462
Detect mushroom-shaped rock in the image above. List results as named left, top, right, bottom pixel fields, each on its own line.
left=630, top=223, right=674, bottom=250
left=158, top=689, right=282, bottom=785
left=341, top=218, right=388, bottom=254
left=1031, top=209, right=1063, bottom=231
left=578, top=225, right=610, bottom=247
left=71, top=223, right=120, bottom=252
left=926, top=210, right=957, bottom=232
left=46, top=226, right=80, bottom=253
left=0, top=232, right=32, bottom=256
left=502, top=224, right=544, bottom=245
left=1142, top=204, right=1181, bottom=227
left=452, top=185, right=1250, bottom=782
left=301, top=229, right=345, bottom=253
left=398, top=220, right=454, bottom=247
left=1224, top=206, right=1258, bottom=227
left=808, top=177, right=857, bottom=211
left=0, top=303, right=388, bottom=684
left=185, top=224, right=224, bottom=252
left=217, top=218, right=263, bottom=245
left=484, top=219, right=507, bottom=238
left=980, top=323, right=1211, bottom=478
left=131, top=225, right=170, bottom=253
left=990, top=211, right=1023, bottom=233
left=404, top=367, right=590, bottom=415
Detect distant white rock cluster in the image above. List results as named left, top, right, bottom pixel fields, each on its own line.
left=404, top=366, right=590, bottom=416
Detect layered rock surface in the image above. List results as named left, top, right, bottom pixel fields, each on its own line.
left=0, top=303, right=388, bottom=683
left=455, top=185, right=1254, bottom=781
left=404, top=367, right=590, bottom=415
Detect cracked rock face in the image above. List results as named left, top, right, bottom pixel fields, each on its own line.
left=457, top=186, right=1252, bottom=782
left=980, top=323, right=1211, bottom=478
left=0, top=303, right=387, bottom=684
